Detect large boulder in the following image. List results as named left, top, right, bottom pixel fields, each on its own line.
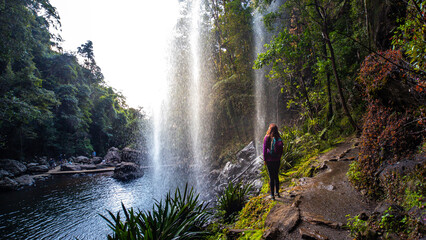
left=378, top=158, right=425, bottom=185
left=121, top=147, right=141, bottom=163
left=214, top=141, right=264, bottom=194
left=0, top=170, right=12, bottom=179
left=104, top=147, right=121, bottom=163
left=112, top=162, right=144, bottom=181
left=0, top=177, right=19, bottom=191
left=60, top=164, right=81, bottom=171
left=27, top=163, right=49, bottom=174
left=92, top=157, right=103, bottom=164
left=263, top=204, right=300, bottom=239
left=37, top=157, right=49, bottom=166
left=0, top=159, right=27, bottom=177
left=80, top=164, right=97, bottom=170
left=14, top=175, right=35, bottom=187
left=74, top=156, right=91, bottom=164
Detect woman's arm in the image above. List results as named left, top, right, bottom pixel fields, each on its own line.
left=263, top=136, right=270, bottom=160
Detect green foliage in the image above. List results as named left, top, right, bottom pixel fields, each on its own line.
left=216, top=181, right=252, bottom=223
left=379, top=207, right=409, bottom=236
left=347, top=161, right=362, bottom=185
left=210, top=0, right=255, bottom=155
left=346, top=214, right=368, bottom=238
left=101, top=184, right=210, bottom=240
left=392, top=0, right=426, bottom=72
left=0, top=1, right=148, bottom=159
left=346, top=205, right=425, bottom=240
left=234, top=195, right=276, bottom=230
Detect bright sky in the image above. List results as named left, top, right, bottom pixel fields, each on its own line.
left=50, top=0, right=179, bottom=112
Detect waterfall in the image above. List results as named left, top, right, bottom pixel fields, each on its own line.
left=151, top=0, right=211, bottom=195
left=253, top=9, right=267, bottom=155
left=189, top=0, right=208, bottom=191
left=253, top=0, right=286, bottom=155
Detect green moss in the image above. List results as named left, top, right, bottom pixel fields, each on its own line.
left=237, top=230, right=263, bottom=240
left=234, top=195, right=276, bottom=229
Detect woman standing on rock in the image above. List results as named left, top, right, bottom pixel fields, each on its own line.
left=263, top=123, right=283, bottom=200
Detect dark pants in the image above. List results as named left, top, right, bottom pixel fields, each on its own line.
left=266, top=161, right=280, bottom=196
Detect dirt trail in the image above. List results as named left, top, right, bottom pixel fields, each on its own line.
left=263, top=138, right=376, bottom=240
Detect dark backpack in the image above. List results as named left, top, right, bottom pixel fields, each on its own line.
left=270, top=137, right=282, bottom=157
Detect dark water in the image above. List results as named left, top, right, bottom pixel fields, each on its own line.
left=0, top=169, right=195, bottom=240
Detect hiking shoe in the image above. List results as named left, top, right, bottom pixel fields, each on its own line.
left=276, top=193, right=281, bottom=198
left=269, top=195, right=275, bottom=200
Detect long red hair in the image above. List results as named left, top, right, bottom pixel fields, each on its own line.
left=265, top=123, right=281, bottom=140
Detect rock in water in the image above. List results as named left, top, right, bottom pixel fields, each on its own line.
left=27, top=164, right=49, bottom=174
left=0, top=170, right=12, bottom=179
left=0, top=177, right=19, bottom=191
left=104, top=147, right=121, bottom=163
left=121, top=147, right=141, bottom=163
left=75, top=156, right=90, bottom=164
left=92, top=157, right=103, bottom=164
left=112, top=162, right=144, bottom=181
left=0, top=159, right=27, bottom=177
left=80, top=164, right=97, bottom=170
left=14, top=175, right=35, bottom=186
left=60, top=164, right=81, bottom=171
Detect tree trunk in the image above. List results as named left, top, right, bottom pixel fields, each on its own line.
left=311, top=0, right=360, bottom=133
left=322, top=41, right=333, bottom=121
left=323, top=27, right=360, bottom=132
left=297, top=72, right=315, bottom=119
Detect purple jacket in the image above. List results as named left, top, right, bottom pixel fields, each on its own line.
left=263, top=136, right=283, bottom=162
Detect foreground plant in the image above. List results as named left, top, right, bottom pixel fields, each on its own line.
left=216, top=181, right=251, bottom=223
left=101, top=184, right=210, bottom=240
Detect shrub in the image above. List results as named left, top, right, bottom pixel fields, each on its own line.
left=216, top=181, right=251, bottom=223
left=351, top=50, right=425, bottom=198
left=346, top=214, right=369, bottom=239
left=101, top=184, right=210, bottom=240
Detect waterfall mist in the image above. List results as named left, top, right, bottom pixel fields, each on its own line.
left=253, top=0, right=289, bottom=154
left=150, top=0, right=213, bottom=196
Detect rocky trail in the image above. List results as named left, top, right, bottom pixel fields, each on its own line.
left=262, top=138, right=377, bottom=240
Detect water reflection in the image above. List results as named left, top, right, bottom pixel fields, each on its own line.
left=0, top=169, right=188, bottom=239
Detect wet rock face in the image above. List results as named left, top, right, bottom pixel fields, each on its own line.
left=104, top=147, right=121, bottom=163
left=112, top=162, right=144, bottom=181
left=214, top=141, right=264, bottom=194
left=0, top=159, right=27, bottom=177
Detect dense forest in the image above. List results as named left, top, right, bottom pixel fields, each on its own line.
left=0, top=0, right=148, bottom=160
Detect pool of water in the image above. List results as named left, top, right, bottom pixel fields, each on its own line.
left=0, top=168, right=196, bottom=239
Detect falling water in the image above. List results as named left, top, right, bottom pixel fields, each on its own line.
left=253, top=9, right=267, bottom=155
left=189, top=0, right=207, bottom=191
left=151, top=0, right=211, bottom=194
left=253, top=0, right=287, bottom=155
